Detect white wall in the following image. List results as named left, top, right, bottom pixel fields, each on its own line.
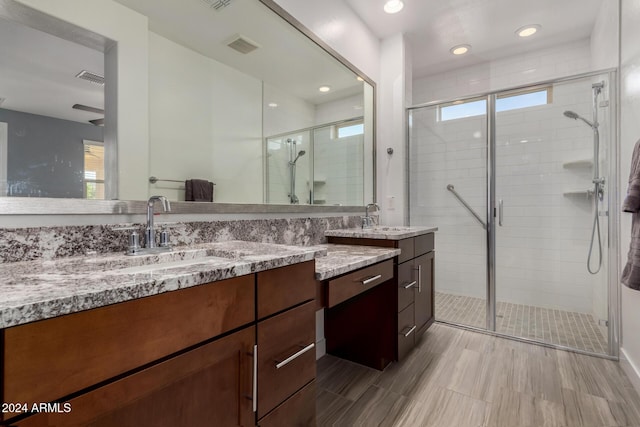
left=413, top=40, right=592, bottom=105
left=590, top=0, right=619, bottom=71
left=16, top=0, right=150, bottom=201
left=263, top=83, right=316, bottom=138
left=273, top=0, right=381, bottom=84
left=379, top=34, right=411, bottom=225
left=147, top=32, right=263, bottom=204
left=620, top=0, right=640, bottom=394
left=315, top=93, right=364, bottom=125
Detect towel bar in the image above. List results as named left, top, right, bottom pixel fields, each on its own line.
left=149, top=176, right=216, bottom=185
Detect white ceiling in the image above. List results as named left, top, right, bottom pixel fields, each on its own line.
left=345, top=0, right=604, bottom=78
left=0, top=17, right=104, bottom=124
left=0, top=0, right=605, bottom=123
left=114, top=0, right=362, bottom=105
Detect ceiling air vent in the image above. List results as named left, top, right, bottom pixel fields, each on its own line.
left=202, top=0, right=233, bottom=11
left=75, top=70, right=105, bottom=86
left=226, top=34, right=260, bottom=55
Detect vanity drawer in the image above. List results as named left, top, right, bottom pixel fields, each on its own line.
left=257, top=300, right=315, bottom=418
left=415, top=233, right=435, bottom=257
left=257, top=260, right=315, bottom=319
left=397, top=303, right=416, bottom=361
left=327, top=259, right=393, bottom=308
left=3, top=275, right=254, bottom=413
left=258, top=380, right=316, bottom=427
left=397, top=238, right=415, bottom=264
left=397, top=260, right=415, bottom=311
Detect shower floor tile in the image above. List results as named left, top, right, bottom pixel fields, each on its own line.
left=435, top=292, right=608, bottom=354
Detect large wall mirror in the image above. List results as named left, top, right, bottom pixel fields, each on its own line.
left=0, top=0, right=375, bottom=213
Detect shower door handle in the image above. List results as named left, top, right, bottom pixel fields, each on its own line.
left=498, top=199, right=504, bottom=226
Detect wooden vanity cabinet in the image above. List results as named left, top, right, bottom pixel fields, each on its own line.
left=12, top=327, right=255, bottom=427
left=256, top=261, right=316, bottom=424
left=327, top=232, right=435, bottom=361
left=4, top=261, right=317, bottom=427
left=322, top=260, right=396, bottom=370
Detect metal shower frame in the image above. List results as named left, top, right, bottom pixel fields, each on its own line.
left=406, top=69, right=620, bottom=359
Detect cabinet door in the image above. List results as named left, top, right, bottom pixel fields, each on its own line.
left=13, top=327, right=255, bottom=427
left=414, top=252, right=435, bottom=336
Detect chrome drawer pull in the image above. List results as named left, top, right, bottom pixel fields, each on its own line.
left=403, top=280, right=417, bottom=289
left=401, top=325, right=417, bottom=337
left=275, top=343, right=315, bottom=369
left=252, top=344, right=257, bottom=412
left=362, top=274, right=382, bottom=285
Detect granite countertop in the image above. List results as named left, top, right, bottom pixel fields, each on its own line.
left=324, top=225, right=438, bottom=240
left=314, top=244, right=401, bottom=281
left=0, top=241, right=326, bottom=329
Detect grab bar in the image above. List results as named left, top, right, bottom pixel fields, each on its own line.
left=446, top=184, right=486, bottom=229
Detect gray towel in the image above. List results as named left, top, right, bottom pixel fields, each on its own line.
left=185, top=179, right=214, bottom=202
left=622, top=139, right=640, bottom=290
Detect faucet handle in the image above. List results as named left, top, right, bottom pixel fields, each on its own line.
left=159, top=228, right=171, bottom=248
left=112, top=226, right=142, bottom=254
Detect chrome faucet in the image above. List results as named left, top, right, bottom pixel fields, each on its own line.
left=362, top=203, right=380, bottom=229
left=145, top=195, right=171, bottom=249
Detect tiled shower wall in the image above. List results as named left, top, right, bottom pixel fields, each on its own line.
left=409, top=76, right=611, bottom=318
left=313, top=127, right=364, bottom=206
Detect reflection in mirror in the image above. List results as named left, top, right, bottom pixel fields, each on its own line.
left=129, top=0, right=373, bottom=205
left=0, top=16, right=106, bottom=198
left=0, top=0, right=375, bottom=212
left=265, top=117, right=365, bottom=205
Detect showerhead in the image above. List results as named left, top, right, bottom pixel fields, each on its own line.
left=292, top=150, right=306, bottom=163
left=563, top=110, right=595, bottom=128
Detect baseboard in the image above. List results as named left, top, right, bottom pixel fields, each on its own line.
left=316, top=338, right=326, bottom=360
left=620, top=347, right=640, bottom=395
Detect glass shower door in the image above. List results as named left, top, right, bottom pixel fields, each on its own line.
left=408, top=100, right=488, bottom=330
left=493, top=76, right=610, bottom=354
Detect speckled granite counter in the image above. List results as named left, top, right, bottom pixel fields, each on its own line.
left=314, top=244, right=401, bottom=281
left=324, top=225, right=438, bottom=240
left=0, top=241, right=326, bottom=329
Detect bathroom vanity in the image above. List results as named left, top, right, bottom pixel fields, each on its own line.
left=0, top=242, right=323, bottom=427
left=322, top=226, right=437, bottom=367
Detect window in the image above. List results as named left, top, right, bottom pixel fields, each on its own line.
left=336, top=121, right=364, bottom=138
left=83, top=140, right=104, bottom=199
left=497, top=87, right=551, bottom=112
left=439, top=87, right=551, bottom=121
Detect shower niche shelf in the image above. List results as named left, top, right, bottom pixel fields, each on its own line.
left=562, top=159, right=593, bottom=169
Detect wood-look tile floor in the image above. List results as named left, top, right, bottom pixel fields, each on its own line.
left=435, top=292, right=608, bottom=354
left=316, top=323, right=640, bottom=427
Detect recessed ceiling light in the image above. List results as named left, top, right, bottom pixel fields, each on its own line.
left=319, top=86, right=331, bottom=93
left=516, top=24, right=541, bottom=38
left=450, top=44, right=471, bottom=55
left=268, top=102, right=278, bottom=108
left=384, top=0, right=404, bottom=14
